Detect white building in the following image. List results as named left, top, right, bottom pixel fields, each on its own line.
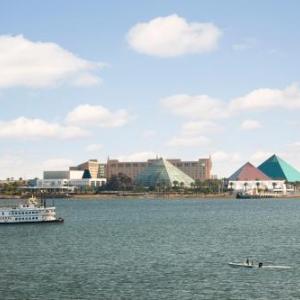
left=228, top=162, right=287, bottom=195
left=37, top=170, right=106, bottom=190
left=228, top=179, right=286, bottom=194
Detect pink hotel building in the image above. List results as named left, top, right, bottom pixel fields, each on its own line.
left=70, top=157, right=212, bottom=181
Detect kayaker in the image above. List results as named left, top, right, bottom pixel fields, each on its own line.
left=258, top=262, right=263, bottom=268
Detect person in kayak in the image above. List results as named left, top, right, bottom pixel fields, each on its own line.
left=258, top=262, right=263, bottom=268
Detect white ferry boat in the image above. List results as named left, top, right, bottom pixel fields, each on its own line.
left=0, top=196, right=64, bottom=224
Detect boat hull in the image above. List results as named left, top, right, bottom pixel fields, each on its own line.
left=0, top=218, right=64, bottom=225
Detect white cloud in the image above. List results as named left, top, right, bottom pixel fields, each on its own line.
left=86, top=144, right=103, bottom=153
left=0, top=117, right=89, bottom=139
left=167, top=135, right=210, bottom=147
left=0, top=35, right=103, bottom=88
left=127, top=14, right=222, bottom=57
left=241, top=120, right=262, bottom=130
left=117, top=151, right=157, bottom=162
left=162, top=84, right=300, bottom=122
left=211, top=151, right=242, bottom=163
left=232, top=37, right=257, bottom=51
left=181, top=121, right=222, bottom=135
left=161, top=94, right=228, bottom=119
left=229, top=83, right=300, bottom=112
left=66, top=104, right=130, bottom=128
left=166, top=120, right=214, bottom=148
left=42, top=158, right=73, bottom=170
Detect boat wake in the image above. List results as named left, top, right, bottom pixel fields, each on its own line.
left=261, top=265, right=291, bottom=269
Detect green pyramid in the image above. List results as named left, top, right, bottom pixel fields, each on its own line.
left=258, top=154, right=300, bottom=182
left=135, top=158, right=194, bottom=188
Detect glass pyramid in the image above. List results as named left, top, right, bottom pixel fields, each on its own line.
left=258, top=154, right=300, bottom=182
left=135, top=158, right=194, bottom=188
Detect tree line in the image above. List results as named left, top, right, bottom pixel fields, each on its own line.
left=97, top=172, right=225, bottom=194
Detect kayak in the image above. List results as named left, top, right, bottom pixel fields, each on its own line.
left=228, top=262, right=291, bottom=269
left=228, top=262, right=254, bottom=268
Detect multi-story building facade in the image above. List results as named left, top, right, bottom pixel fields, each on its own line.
left=106, top=157, right=212, bottom=181
left=69, top=159, right=106, bottom=178
left=167, top=158, right=212, bottom=181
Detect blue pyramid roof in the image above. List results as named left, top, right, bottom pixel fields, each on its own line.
left=258, top=154, right=300, bottom=182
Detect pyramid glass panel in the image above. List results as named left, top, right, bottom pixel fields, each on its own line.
left=135, top=158, right=194, bottom=188
left=82, top=169, right=92, bottom=179
left=258, top=154, right=300, bottom=182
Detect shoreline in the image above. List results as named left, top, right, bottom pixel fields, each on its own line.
left=68, top=194, right=300, bottom=200
left=69, top=193, right=235, bottom=200
left=1, top=193, right=300, bottom=201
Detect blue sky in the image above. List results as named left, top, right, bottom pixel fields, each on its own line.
left=0, top=0, right=300, bottom=179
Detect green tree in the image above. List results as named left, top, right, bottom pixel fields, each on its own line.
left=104, top=173, right=133, bottom=191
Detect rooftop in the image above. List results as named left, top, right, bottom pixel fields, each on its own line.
left=258, top=154, right=300, bottom=182
left=229, top=162, right=271, bottom=181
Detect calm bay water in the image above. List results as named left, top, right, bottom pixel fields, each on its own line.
left=1, top=198, right=300, bottom=299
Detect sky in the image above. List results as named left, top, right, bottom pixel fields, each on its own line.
left=0, top=0, right=300, bottom=179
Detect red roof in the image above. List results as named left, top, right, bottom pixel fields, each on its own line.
left=229, top=162, right=271, bottom=181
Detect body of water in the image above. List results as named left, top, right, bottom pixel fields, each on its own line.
left=1, top=198, right=300, bottom=299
